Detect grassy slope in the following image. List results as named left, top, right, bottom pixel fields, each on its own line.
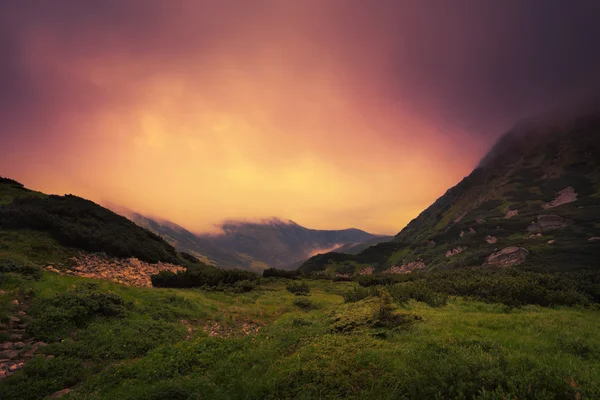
left=1, top=273, right=599, bottom=400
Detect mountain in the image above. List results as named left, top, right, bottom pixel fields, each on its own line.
left=110, top=207, right=384, bottom=271
left=299, top=106, right=600, bottom=274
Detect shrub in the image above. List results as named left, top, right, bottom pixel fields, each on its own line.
left=293, top=297, right=316, bottom=310
left=286, top=281, right=310, bottom=296
left=263, top=268, right=301, bottom=279
left=0, top=257, right=41, bottom=279
left=151, top=266, right=259, bottom=290
left=29, top=282, right=130, bottom=340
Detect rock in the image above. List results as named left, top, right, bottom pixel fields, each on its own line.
left=485, top=235, right=497, bottom=244
left=528, top=215, right=573, bottom=233
left=544, top=187, right=577, bottom=209
left=486, top=246, right=530, bottom=267
left=9, top=334, right=22, bottom=341
left=0, top=351, right=19, bottom=360
left=13, top=342, right=25, bottom=349
left=49, top=388, right=71, bottom=398
left=33, top=342, right=48, bottom=349
left=505, top=209, right=519, bottom=219
left=9, top=316, right=20, bottom=323
left=385, top=260, right=426, bottom=274
left=445, top=247, right=466, bottom=257
left=0, top=343, right=13, bottom=350
left=17, top=311, right=26, bottom=316
left=589, top=237, right=600, bottom=242
left=10, top=300, right=19, bottom=306
left=358, top=266, right=374, bottom=275
left=548, top=240, right=556, bottom=244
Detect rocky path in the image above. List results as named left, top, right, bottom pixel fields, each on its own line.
left=0, top=291, right=48, bottom=379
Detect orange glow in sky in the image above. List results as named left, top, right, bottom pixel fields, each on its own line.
left=4, top=1, right=594, bottom=234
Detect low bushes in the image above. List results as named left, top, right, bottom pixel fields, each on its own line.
left=29, top=282, right=130, bottom=340
left=0, top=257, right=41, bottom=279
left=263, top=268, right=301, bottom=279
left=286, top=281, right=310, bottom=296
left=151, top=266, right=259, bottom=290
left=293, top=297, right=316, bottom=310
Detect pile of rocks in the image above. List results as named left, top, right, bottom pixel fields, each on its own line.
left=384, top=260, right=426, bottom=274
left=445, top=246, right=467, bottom=257
left=544, top=187, right=577, bottom=209
left=485, top=246, right=530, bottom=267
left=0, top=294, right=48, bottom=379
left=46, top=253, right=185, bottom=287
left=358, top=266, right=374, bottom=275
left=505, top=209, right=519, bottom=219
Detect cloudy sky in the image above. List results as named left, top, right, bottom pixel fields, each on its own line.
left=1, top=0, right=599, bottom=234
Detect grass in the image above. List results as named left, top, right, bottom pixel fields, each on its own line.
left=1, top=272, right=599, bottom=400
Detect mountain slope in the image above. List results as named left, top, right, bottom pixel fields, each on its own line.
left=299, top=107, right=600, bottom=274
left=0, top=178, right=182, bottom=264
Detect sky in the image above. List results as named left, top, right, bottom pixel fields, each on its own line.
left=1, top=1, right=600, bottom=235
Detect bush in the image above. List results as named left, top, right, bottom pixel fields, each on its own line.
left=0, top=257, right=41, bottom=279
left=263, top=268, right=301, bottom=279
left=293, top=297, right=316, bottom=310
left=286, top=281, right=310, bottom=296
left=151, top=266, right=259, bottom=290
left=29, top=282, right=130, bottom=340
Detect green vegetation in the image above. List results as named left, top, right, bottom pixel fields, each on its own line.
left=1, top=258, right=600, bottom=399
left=286, top=281, right=310, bottom=295
left=0, top=194, right=179, bottom=263
left=151, top=264, right=259, bottom=290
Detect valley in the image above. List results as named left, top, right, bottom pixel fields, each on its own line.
left=1, top=110, right=600, bottom=399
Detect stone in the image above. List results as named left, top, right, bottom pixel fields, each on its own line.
left=528, top=215, right=573, bottom=233
left=505, top=209, right=519, bottom=219
left=17, top=311, right=26, bottom=316
left=485, top=235, right=497, bottom=244
left=445, top=247, right=466, bottom=257
left=13, top=342, right=25, bottom=349
left=486, top=246, right=529, bottom=267
left=384, top=260, right=426, bottom=274
left=0, top=351, right=19, bottom=360
left=589, top=237, right=600, bottom=242
left=49, top=388, right=71, bottom=398
left=9, top=316, right=20, bottom=323
left=10, top=300, right=19, bottom=306
left=547, top=240, right=556, bottom=244
left=0, top=343, right=13, bottom=350
left=544, top=187, right=577, bottom=209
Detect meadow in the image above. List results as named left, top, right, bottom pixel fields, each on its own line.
left=1, top=271, right=599, bottom=400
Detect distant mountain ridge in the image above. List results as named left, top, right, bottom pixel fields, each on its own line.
left=109, top=206, right=386, bottom=271
left=299, top=104, right=600, bottom=275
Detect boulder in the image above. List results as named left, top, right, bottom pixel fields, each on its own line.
left=485, top=246, right=529, bottom=267
left=527, top=215, right=573, bottom=233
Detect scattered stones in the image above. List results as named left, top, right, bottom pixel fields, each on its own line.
left=445, top=247, right=466, bottom=257
left=505, top=209, right=519, bottom=219
left=384, top=260, right=426, bottom=274
left=485, top=246, right=530, bottom=267
left=55, top=253, right=186, bottom=287
left=544, top=187, right=577, bottom=209
left=528, top=233, right=543, bottom=239
left=485, top=235, right=497, bottom=244
left=49, top=388, right=71, bottom=399
left=359, top=266, right=374, bottom=276
left=528, top=215, right=573, bottom=233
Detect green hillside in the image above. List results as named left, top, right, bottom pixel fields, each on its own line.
left=299, top=109, right=600, bottom=275
left=0, top=178, right=182, bottom=265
